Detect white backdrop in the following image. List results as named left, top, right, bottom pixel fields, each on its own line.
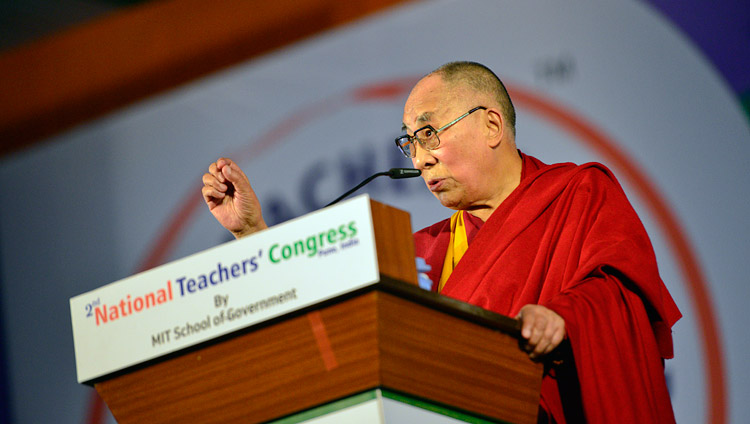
left=1, top=1, right=749, bottom=423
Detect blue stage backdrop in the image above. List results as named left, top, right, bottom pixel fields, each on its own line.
left=0, top=1, right=748, bottom=424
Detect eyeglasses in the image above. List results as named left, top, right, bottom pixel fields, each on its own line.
left=395, top=106, right=486, bottom=158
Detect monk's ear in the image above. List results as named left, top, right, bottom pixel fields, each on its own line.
left=485, top=108, right=504, bottom=148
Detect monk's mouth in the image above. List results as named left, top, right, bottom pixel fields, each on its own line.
left=427, top=178, right=445, bottom=191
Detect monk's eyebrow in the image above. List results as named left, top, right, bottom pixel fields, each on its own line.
left=416, top=112, right=433, bottom=124
left=402, top=112, right=433, bottom=133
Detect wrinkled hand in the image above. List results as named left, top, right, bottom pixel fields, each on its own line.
left=202, top=157, right=267, bottom=238
left=516, top=304, right=566, bottom=360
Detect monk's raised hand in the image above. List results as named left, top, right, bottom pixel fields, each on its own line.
left=202, top=157, right=267, bottom=238
left=516, top=304, right=566, bottom=360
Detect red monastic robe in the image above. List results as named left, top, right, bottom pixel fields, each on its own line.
left=414, top=152, right=681, bottom=423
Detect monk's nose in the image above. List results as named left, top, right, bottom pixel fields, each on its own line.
left=412, top=143, right=435, bottom=170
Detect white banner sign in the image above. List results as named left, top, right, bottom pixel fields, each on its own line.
left=69, top=195, right=379, bottom=383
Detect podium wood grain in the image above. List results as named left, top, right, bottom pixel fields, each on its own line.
left=96, top=291, right=541, bottom=423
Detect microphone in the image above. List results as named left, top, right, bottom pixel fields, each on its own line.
left=325, top=168, right=422, bottom=207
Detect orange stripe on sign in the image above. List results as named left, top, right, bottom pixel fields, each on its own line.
left=307, top=311, right=339, bottom=371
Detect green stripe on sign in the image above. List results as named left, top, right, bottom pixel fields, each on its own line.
left=380, top=389, right=511, bottom=424
left=269, top=390, right=378, bottom=424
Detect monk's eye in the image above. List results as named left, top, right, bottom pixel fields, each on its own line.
left=417, top=127, right=434, bottom=141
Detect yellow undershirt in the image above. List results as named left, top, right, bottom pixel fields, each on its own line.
left=438, top=210, right=470, bottom=292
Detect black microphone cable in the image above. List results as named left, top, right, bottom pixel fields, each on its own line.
left=325, top=168, right=421, bottom=207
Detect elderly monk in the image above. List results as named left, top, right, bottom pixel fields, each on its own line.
left=202, top=61, right=681, bottom=423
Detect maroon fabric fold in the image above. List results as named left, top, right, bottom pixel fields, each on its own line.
left=413, top=152, right=681, bottom=423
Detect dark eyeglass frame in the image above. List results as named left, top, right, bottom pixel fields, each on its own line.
left=395, top=106, right=487, bottom=158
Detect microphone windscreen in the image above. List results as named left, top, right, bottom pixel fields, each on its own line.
left=387, top=168, right=422, bottom=179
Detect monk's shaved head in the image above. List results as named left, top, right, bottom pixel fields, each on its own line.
left=430, top=61, right=516, bottom=136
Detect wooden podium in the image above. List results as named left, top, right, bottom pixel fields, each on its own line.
left=85, top=200, right=543, bottom=423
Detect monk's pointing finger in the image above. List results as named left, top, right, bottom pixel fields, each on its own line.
left=208, top=161, right=223, bottom=182
left=222, top=162, right=248, bottom=185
